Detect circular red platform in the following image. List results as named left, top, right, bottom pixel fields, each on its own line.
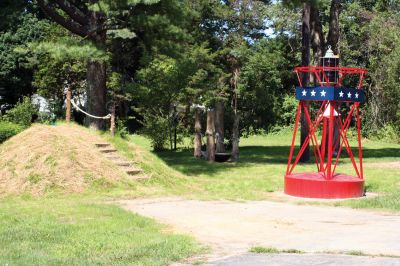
left=285, top=173, right=364, bottom=199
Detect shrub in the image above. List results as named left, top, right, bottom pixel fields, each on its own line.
left=3, top=96, right=39, bottom=127
left=141, top=113, right=170, bottom=151
left=116, top=119, right=129, bottom=139
left=373, top=124, right=400, bottom=143
left=278, top=95, right=298, bottom=126
left=0, top=121, right=23, bottom=143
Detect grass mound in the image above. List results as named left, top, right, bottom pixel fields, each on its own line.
left=0, top=123, right=125, bottom=195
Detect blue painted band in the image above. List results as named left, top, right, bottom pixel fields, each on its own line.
left=295, top=86, right=365, bottom=103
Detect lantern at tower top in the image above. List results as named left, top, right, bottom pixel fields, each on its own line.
left=321, top=45, right=340, bottom=85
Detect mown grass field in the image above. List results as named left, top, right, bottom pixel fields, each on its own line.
left=0, top=196, right=202, bottom=266
left=106, top=129, right=400, bottom=211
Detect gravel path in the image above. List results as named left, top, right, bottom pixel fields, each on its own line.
left=119, top=198, right=400, bottom=264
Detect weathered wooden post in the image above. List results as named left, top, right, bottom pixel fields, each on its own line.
left=215, top=101, right=225, bottom=153
left=110, top=103, right=116, bottom=137
left=66, top=87, right=72, bottom=122
left=206, top=109, right=215, bottom=162
left=194, top=108, right=202, bottom=158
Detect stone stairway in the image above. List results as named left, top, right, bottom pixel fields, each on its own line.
left=95, top=143, right=148, bottom=181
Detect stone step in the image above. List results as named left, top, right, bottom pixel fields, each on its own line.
left=99, top=148, right=117, bottom=153
left=104, top=155, right=122, bottom=160
left=115, top=161, right=131, bottom=167
left=124, top=168, right=142, bottom=175
left=96, top=142, right=148, bottom=181
left=95, top=143, right=111, bottom=148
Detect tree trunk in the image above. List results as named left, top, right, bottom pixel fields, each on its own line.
left=232, top=111, right=240, bottom=162
left=300, top=2, right=311, bottom=163
left=194, top=108, right=202, bottom=158
left=215, top=101, right=225, bottom=153
left=87, top=60, right=107, bottom=129
left=206, top=109, right=216, bottom=162
left=231, top=68, right=240, bottom=162
left=184, top=103, right=191, bottom=128
left=327, top=0, right=341, bottom=54
left=311, top=5, right=325, bottom=66
left=66, top=87, right=72, bottom=122
left=86, top=11, right=107, bottom=130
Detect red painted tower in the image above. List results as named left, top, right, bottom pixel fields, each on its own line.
left=285, top=47, right=368, bottom=199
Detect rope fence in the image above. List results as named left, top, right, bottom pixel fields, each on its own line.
left=70, top=99, right=112, bottom=120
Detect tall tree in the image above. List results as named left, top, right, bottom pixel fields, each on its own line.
left=300, top=2, right=311, bottom=162
left=36, top=0, right=158, bottom=129
left=327, top=0, right=341, bottom=54
left=36, top=0, right=107, bottom=129
left=310, top=4, right=325, bottom=64
left=222, top=0, right=270, bottom=161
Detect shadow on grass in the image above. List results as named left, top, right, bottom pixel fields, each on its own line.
left=154, top=146, right=297, bottom=176
left=153, top=145, right=400, bottom=176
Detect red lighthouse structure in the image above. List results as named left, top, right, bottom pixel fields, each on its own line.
left=285, top=46, right=368, bottom=199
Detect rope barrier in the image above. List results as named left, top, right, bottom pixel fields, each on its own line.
left=70, top=99, right=111, bottom=120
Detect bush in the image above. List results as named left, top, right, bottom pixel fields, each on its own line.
left=278, top=95, right=298, bottom=126
left=3, top=96, right=38, bottom=127
left=373, top=124, right=400, bottom=143
left=116, top=119, right=129, bottom=139
left=141, top=113, right=170, bottom=151
left=0, top=121, right=23, bottom=143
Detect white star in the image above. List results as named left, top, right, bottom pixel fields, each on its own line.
left=321, top=90, right=326, bottom=97
left=355, top=93, right=359, bottom=99
left=339, top=91, right=344, bottom=98
left=347, top=92, right=352, bottom=98
left=311, top=90, right=316, bottom=97
left=302, top=90, right=307, bottom=96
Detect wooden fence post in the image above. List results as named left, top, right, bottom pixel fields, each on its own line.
left=194, top=108, right=202, bottom=158
left=110, top=103, right=116, bottom=137
left=206, top=109, right=215, bottom=162
left=66, top=87, right=72, bottom=122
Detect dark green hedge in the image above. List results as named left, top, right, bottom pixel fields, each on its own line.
left=0, top=121, right=23, bottom=143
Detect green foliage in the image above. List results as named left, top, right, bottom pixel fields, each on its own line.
left=279, top=95, right=298, bottom=126
left=240, top=38, right=290, bottom=130
left=116, top=119, right=129, bottom=139
left=0, top=12, right=50, bottom=105
left=3, top=97, right=38, bottom=128
left=0, top=121, right=23, bottom=143
left=372, top=124, right=400, bottom=144
left=141, top=113, right=170, bottom=151
left=29, top=39, right=109, bottom=63
left=340, top=1, right=400, bottom=134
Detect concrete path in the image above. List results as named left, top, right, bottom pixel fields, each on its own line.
left=209, top=253, right=400, bottom=266
left=119, top=198, right=400, bottom=263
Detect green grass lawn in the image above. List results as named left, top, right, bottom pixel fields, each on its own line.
left=106, top=130, right=400, bottom=211
left=0, top=196, right=202, bottom=266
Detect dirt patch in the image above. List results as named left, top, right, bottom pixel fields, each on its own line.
left=120, top=198, right=400, bottom=261
left=364, top=161, right=400, bottom=169
left=0, top=124, right=125, bottom=195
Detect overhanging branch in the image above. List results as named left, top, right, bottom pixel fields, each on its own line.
left=54, top=0, right=89, bottom=26
left=37, top=0, right=89, bottom=38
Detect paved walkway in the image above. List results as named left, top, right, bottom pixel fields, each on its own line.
left=209, top=253, right=400, bottom=266
left=119, top=198, right=400, bottom=263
